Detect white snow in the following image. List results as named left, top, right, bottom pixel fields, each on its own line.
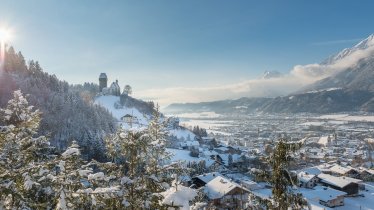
left=168, top=127, right=196, bottom=141
left=166, top=148, right=201, bottom=163
left=23, top=174, right=39, bottom=191
left=174, top=112, right=221, bottom=119
left=95, top=95, right=150, bottom=128
left=300, top=186, right=346, bottom=209
left=58, top=160, right=65, bottom=172
left=121, top=176, right=133, bottom=185
left=306, top=87, right=342, bottom=94
left=88, top=172, right=105, bottom=181
left=298, top=172, right=317, bottom=183
left=161, top=184, right=197, bottom=210
left=318, top=136, right=334, bottom=146
left=56, top=191, right=68, bottom=210
left=204, top=176, right=246, bottom=199
left=78, top=169, right=93, bottom=177
left=61, top=148, right=80, bottom=158
left=299, top=121, right=325, bottom=126
left=317, top=114, right=374, bottom=122
left=329, top=165, right=355, bottom=175
left=195, top=172, right=222, bottom=184
left=317, top=173, right=354, bottom=188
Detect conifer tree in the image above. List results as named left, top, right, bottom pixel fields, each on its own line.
left=104, top=106, right=172, bottom=209
left=0, top=90, right=52, bottom=209
left=254, top=138, right=306, bottom=210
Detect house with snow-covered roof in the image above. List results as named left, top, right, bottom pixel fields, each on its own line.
left=317, top=173, right=359, bottom=195
left=301, top=186, right=346, bottom=208
left=298, top=172, right=318, bottom=188
left=204, top=176, right=249, bottom=209
left=329, top=164, right=359, bottom=178
left=191, top=172, right=223, bottom=188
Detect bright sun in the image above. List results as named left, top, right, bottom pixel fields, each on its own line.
left=0, top=28, right=11, bottom=42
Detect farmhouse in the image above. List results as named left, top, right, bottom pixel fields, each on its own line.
left=301, top=186, right=346, bottom=208
left=191, top=172, right=223, bottom=188
left=329, top=164, right=359, bottom=178
left=317, top=173, right=359, bottom=195
left=298, top=172, right=318, bottom=188
left=204, top=176, right=249, bottom=209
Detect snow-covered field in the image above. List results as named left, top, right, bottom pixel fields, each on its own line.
left=317, top=114, right=374, bottom=122
left=177, top=113, right=234, bottom=136
left=335, top=183, right=374, bottom=210
left=301, top=183, right=374, bottom=210
left=181, top=119, right=234, bottom=129
left=168, top=127, right=196, bottom=140
left=95, top=95, right=150, bottom=128
left=299, top=121, right=326, bottom=126
left=173, top=112, right=221, bottom=119
left=166, top=148, right=201, bottom=163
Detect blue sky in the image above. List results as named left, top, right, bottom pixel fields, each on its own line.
left=1, top=0, right=374, bottom=105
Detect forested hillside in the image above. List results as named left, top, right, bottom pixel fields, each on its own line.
left=0, top=46, right=116, bottom=160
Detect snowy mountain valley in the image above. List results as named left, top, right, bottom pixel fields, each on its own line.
left=1, top=30, right=374, bottom=210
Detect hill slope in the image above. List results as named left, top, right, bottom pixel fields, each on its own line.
left=0, top=46, right=116, bottom=160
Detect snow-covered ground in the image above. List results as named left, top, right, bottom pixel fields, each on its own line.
left=166, top=148, right=201, bottom=163
left=299, top=121, right=326, bottom=126
left=317, top=114, right=374, bottom=122
left=168, top=127, right=196, bottom=140
left=179, top=118, right=234, bottom=136
left=300, top=183, right=374, bottom=210
left=166, top=148, right=215, bottom=167
left=181, top=119, right=234, bottom=129
left=173, top=112, right=221, bottom=119
left=334, top=183, right=374, bottom=210
left=95, top=95, right=150, bottom=129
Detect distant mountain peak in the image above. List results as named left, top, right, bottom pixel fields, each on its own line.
left=300, top=33, right=374, bottom=94
left=354, top=33, right=374, bottom=49
left=322, top=33, right=374, bottom=65
left=262, top=70, right=282, bottom=79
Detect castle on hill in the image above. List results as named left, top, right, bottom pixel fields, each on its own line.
left=99, top=73, right=121, bottom=96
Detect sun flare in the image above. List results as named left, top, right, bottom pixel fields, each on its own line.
left=0, top=28, right=12, bottom=42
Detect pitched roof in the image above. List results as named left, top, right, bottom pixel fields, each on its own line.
left=298, top=172, right=317, bottom=183
left=300, top=167, right=322, bottom=175
left=195, top=172, right=222, bottom=184
left=317, top=173, right=357, bottom=188
left=204, top=176, right=248, bottom=199
left=330, top=164, right=357, bottom=175
left=301, top=186, right=346, bottom=202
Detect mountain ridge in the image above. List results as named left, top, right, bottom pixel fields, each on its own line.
left=165, top=34, right=374, bottom=114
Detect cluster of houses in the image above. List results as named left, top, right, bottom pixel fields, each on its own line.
left=98, top=90, right=374, bottom=209
left=181, top=162, right=373, bottom=209
left=294, top=162, right=374, bottom=208
left=162, top=113, right=374, bottom=209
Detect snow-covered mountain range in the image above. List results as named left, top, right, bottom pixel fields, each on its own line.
left=166, top=33, right=374, bottom=114
left=322, top=34, right=374, bottom=65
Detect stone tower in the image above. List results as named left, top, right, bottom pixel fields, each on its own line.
left=99, top=73, right=108, bottom=92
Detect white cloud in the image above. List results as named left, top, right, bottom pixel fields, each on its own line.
left=291, top=38, right=374, bottom=81
left=137, top=38, right=374, bottom=106
left=136, top=77, right=303, bottom=106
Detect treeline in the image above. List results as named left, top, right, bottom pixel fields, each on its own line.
left=0, top=46, right=116, bottom=160
left=0, top=91, right=188, bottom=209
left=192, top=125, right=208, bottom=138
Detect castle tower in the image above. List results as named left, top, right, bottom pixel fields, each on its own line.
left=99, top=73, right=107, bottom=92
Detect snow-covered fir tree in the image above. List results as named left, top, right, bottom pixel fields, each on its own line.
left=104, top=107, right=172, bottom=209
left=0, top=90, right=53, bottom=209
